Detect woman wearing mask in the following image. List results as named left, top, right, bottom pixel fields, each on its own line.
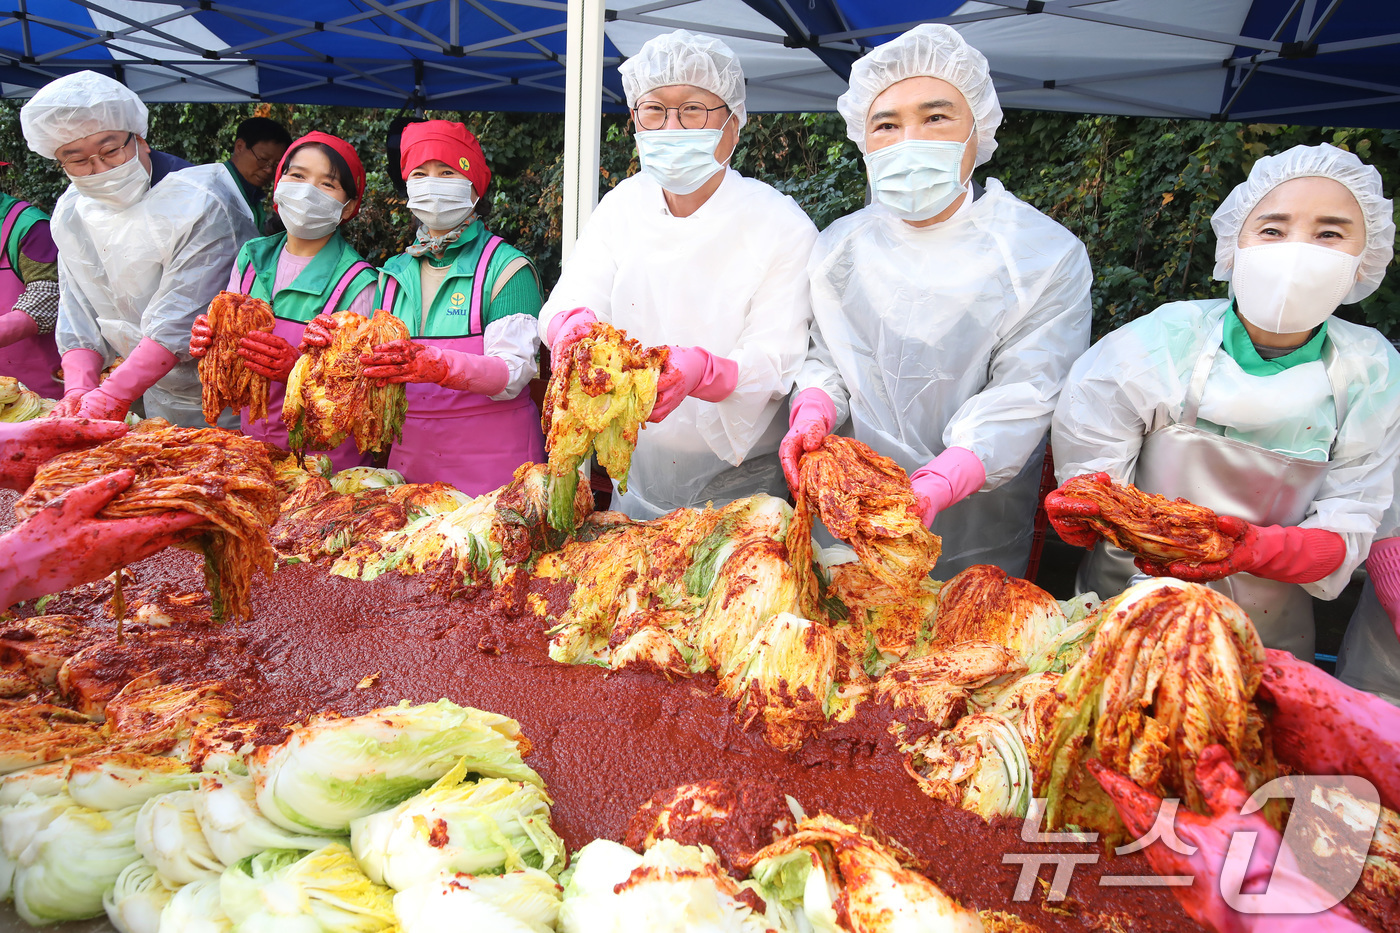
left=305, top=120, right=543, bottom=495
left=189, top=131, right=377, bottom=469
left=1049, top=144, right=1400, bottom=660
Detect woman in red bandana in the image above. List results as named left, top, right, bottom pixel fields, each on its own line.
left=189, top=131, right=378, bottom=470
left=304, top=120, right=544, bottom=495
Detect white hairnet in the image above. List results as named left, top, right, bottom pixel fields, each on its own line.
left=619, top=29, right=747, bottom=128
left=1211, top=143, right=1395, bottom=304
left=21, top=71, right=149, bottom=159
left=837, top=23, right=1002, bottom=164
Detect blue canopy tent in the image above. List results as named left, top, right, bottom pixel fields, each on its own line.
left=4, top=0, right=1398, bottom=245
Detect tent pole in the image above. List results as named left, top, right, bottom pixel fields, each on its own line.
left=562, top=0, right=604, bottom=261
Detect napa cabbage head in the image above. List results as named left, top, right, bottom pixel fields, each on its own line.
left=13, top=800, right=142, bottom=925
left=218, top=844, right=397, bottom=933
left=329, top=467, right=405, bottom=495
left=393, top=868, right=562, bottom=933
left=103, top=858, right=179, bottom=933
left=558, top=838, right=788, bottom=933
left=0, top=762, right=68, bottom=806
left=193, top=771, right=337, bottom=867
left=248, top=699, right=540, bottom=834
left=68, top=753, right=200, bottom=810
left=350, top=759, right=563, bottom=891
left=156, top=876, right=231, bottom=933
left=135, top=790, right=224, bottom=884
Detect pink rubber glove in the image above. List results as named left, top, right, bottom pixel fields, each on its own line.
left=189, top=313, right=213, bottom=359
left=76, top=338, right=178, bottom=422
left=1368, top=537, right=1400, bottom=639
left=1090, top=745, right=1365, bottom=933
left=1138, top=517, right=1345, bottom=586
left=779, top=388, right=837, bottom=493
left=360, top=340, right=509, bottom=395
left=49, top=348, right=104, bottom=419
left=648, top=346, right=738, bottom=424
left=909, top=447, right=985, bottom=528
left=0, top=311, right=38, bottom=348
left=0, top=419, right=130, bottom=490
left=546, top=306, right=598, bottom=358
left=299, top=313, right=337, bottom=350
left=0, top=469, right=204, bottom=611
left=1257, top=647, right=1400, bottom=813
left=1044, top=471, right=1109, bottom=549
left=238, top=331, right=300, bottom=382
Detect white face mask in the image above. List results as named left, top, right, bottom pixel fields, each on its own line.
left=406, top=176, right=477, bottom=231
left=274, top=181, right=346, bottom=240
left=864, top=125, right=974, bottom=222
left=634, top=113, right=733, bottom=196
left=67, top=155, right=151, bottom=211
left=1231, top=242, right=1362, bottom=334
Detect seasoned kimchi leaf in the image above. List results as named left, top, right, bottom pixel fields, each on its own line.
left=198, top=291, right=274, bottom=427
left=541, top=323, right=667, bottom=534
left=788, top=436, right=940, bottom=620
left=14, top=427, right=278, bottom=622
left=1060, top=473, right=1236, bottom=565
left=283, top=308, right=409, bottom=454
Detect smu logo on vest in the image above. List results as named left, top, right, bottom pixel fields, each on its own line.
left=445, top=291, right=470, bottom=315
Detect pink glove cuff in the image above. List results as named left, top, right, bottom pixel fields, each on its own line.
left=101, top=338, right=179, bottom=404
left=668, top=345, right=738, bottom=403
left=910, top=446, right=986, bottom=524
left=0, top=312, right=38, bottom=347
left=440, top=349, right=511, bottom=397
left=1368, top=537, right=1400, bottom=621
left=61, top=348, right=104, bottom=396
left=1248, top=525, right=1346, bottom=585
left=789, top=387, right=836, bottom=433
left=546, top=306, right=597, bottom=352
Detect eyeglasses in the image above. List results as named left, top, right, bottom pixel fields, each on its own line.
left=249, top=146, right=282, bottom=169
left=633, top=101, right=729, bottom=131
left=58, top=133, right=136, bottom=175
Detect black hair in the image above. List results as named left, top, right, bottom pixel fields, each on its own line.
left=235, top=117, right=293, bottom=149
left=280, top=141, right=359, bottom=202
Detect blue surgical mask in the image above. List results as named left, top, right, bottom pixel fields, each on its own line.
left=634, top=114, right=733, bottom=196
left=864, top=125, right=975, bottom=222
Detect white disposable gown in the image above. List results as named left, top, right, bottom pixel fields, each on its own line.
left=52, top=163, right=258, bottom=425
left=1336, top=453, right=1400, bottom=705
left=1052, top=298, right=1400, bottom=600
left=540, top=168, right=818, bottom=518
left=797, top=180, right=1092, bottom=577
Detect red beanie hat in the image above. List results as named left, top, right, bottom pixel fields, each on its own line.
left=274, top=131, right=367, bottom=220
left=400, top=120, right=491, bottom=196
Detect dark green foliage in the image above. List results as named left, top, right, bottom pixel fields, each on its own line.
left=3, top=100, right=1394, bottom=337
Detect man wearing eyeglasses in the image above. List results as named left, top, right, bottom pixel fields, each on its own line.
left=539, top=29, right=818, bottom=519
left=20, top=71, right=259, bottom=427
left=224, top=116, right=291, bottom=232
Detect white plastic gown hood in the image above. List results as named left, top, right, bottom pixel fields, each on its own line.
left=540, top=168, right=817, bottom=517
left=1051, top=298, right=1400, bottom=600
left=51, top=162, right=259, bottom=424
left=797, top=180, right=1091, bottom=575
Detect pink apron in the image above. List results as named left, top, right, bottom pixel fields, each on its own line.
left=236, top=261, right=374, bottom=472
left=0, top=202, right=63, bottom=398
left=383, top=237, right=544, bottom=496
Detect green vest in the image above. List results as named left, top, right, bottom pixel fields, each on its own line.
left=234, top=231, right=377, bottom=322
left=0, top=194, right=49, bottom=271
left=223, top=160, right=266, bottom=231
left=377, top=222, right=538, bottom=339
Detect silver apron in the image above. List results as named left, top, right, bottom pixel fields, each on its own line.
left=1336, top=579, right=1400, bottom=706
left=1077, top=321, right=1345, bottom=660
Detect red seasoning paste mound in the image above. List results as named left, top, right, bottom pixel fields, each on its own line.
left=0, top=490, right=1202, bottom=933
